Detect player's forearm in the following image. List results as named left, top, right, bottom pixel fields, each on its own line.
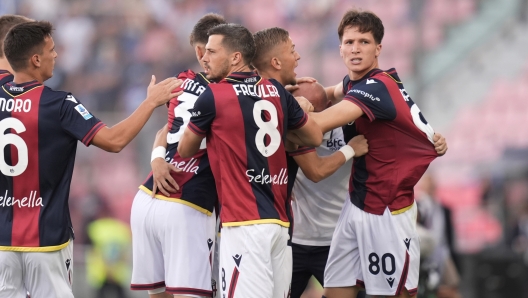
left=92, top=100, right=157, bottom=152
left=295, top=152, right=346, bottom=183
left=177, top=128, right=203, bottom=158
left=153, top=125, right=169, bottom=150
left=289, top=117, right=323, bottom=147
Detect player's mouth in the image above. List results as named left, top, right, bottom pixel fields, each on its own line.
left=350, top=58, right=362, bottom=65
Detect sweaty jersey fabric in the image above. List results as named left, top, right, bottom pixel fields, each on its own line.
left=0, top=80, right=104, bottom=251
left=342, top=68, right=437, bottom=215
left=291, top=126, right=353, bottom=246
left=140, top=70, right=217, bottom=215
left=188, top=72, right=307, bottom=227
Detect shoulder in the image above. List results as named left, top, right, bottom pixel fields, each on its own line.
left=346, top=77, right=390, bottom=102
left=42, top=86, right=70, bottom=101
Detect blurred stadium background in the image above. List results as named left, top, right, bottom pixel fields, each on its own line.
left=2, top=0, right=528, bottom=297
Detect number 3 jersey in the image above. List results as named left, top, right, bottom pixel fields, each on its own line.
left=0, top=80, right=105, bottom=250
left=188, top=72, right=308, bottom=227
left=342, top=68, right=437, bottom=215
left=140, top=70, right=217, bottom=215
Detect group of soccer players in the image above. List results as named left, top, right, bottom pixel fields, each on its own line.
left=0, top=8, right=448, bottom=298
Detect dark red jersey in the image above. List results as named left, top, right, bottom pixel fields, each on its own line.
left=141, top=70, right=217, bottom=215
left=0, top=70, right=13, bottom=84
left=343, top=68, right=437, bottom=215
left=0, top=80, right=105, bottom=250
left=188, top=72, right=307, bottom=227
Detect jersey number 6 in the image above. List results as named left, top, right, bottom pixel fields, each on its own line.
left=0, top=117, right=28, bottom=176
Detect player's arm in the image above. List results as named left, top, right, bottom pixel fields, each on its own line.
left=293, top=135, right=368, bottom=183
left=310, top=100, right=364, bottom=134
left=91, top=76, right=182, bottom=152
left=177, top=88, right=215, bottom=158
left=150, top=124, right=181, bottom=197
left=325, top=81, right=345, bottom=106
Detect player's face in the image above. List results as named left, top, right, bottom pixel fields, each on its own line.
left=202, top=35, right=231, bottom=81
left=277, top=37, right=300, bottom=86
left=339, top=26, right=381, bottom=80
left=40, top=36, right=57, bottom=81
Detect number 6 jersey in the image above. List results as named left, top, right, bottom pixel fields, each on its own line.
left=188, top=72, right=307, bottom=227
left=0, top=80, right=105, bottom=250
left=342, top=68, right=437, bottom=216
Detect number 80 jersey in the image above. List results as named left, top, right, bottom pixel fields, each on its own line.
left=140, top=70, right=218, bottom=215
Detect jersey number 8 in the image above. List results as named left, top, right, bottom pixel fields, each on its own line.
left=0, top=117, right=28, bottom=176
left=253, top=100, right=281, bottom=157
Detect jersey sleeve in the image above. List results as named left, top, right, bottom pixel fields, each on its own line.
left=272, top=80, right=307, bottom=129
left=344, top=78, right=396, bottom=121
left=188, top=87, right=216, bottom=136
left=59, top=93, right=105, bottom=146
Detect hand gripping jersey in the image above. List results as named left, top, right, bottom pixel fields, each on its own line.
left=188, top=72, right=308, bottom=227
left=342, top=68, right=437, bottom=215
left=0, top=80, right=105, bottom=251
left=140, top=70, right=217, bottom=215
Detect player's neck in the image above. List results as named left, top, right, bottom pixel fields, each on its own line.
left=0, top=57, right=13, bottom=73
left=255, top=68, right=282, bottom=85
left=349, top=62, right=379, bottom=81
left=229, top=64, right=252, bottom=75
left=13, top=71, right=43, bottom=85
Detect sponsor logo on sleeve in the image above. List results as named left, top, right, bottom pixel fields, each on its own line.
left=74, top=104, right=93, bottom=120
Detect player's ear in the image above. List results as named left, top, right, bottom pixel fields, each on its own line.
left=271, top=57, right=281, bottom=70
left=339, top=44, right=344, bottom=59
left=375, top=43, right=382, bottom=58
left=195, top=45, right=205, bottom=61
left=231, top=51, right=243, bottom=65
left=31, top=54, right=41, bottom=68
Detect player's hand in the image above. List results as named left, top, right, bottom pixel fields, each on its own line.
left=295, top=96, right=314, bottom=113
left=348, top=135, right=368, bottom=157
left=151, top=157, right=181, bottom=197
left=285, top=77, right=317, bottom=93
left=146, top=75, right=184, bottom=107
left=433, top=132, right=447, bottom=156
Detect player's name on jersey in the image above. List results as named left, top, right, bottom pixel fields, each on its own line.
left=246, top=168, right=288, bottom=185
left=166, top=156, right=199, bottom=174
left=0, top=190, right=43, bottom=208
left=0, top=98, right=32, bottom=113
left=182, top=78, right=206, bottom=96
left=233, top=83, right=279, bottom=98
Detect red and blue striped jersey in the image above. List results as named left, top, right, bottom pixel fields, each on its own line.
left=343, top=68, right=437, bottom=215
left=140, top=70, right=217, bottom=215
left=188, top=72, right=307, bottom=227
left=0, top=70, right=13, bottom=84
left=0, top=80, right=105, bottom=251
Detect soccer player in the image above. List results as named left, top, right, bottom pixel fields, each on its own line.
left=177, top=23, right=322, bottom=298
left=0, top=21, right=181, bottom=298
left=130, top=13, right=227, bottom=298
left=309, top=10, right=445, bottom=298
left=0, top=15, right=32, bottom=83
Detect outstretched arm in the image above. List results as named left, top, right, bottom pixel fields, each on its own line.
left=91, top=76, right=182, bottom=152
left=310, top=100, right=364, bottom=134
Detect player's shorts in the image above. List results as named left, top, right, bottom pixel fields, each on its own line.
left=219, top=224, right=292, bottom=298
left=0, top=240, right=74, bottom=298
left=324, top=197, right=419, bottom=296
left=130, top=189, right=216, bottom=297
left=291, top=243, right=329, bottom=298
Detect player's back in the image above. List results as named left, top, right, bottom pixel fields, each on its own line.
left=343, top=68, right=437, bottom=215
left=140, top=70, right=217, bottom=215
left=189, top=72, right=307, bottom=227
left=0, top=80, right=104, bottom=249
left=0, top=70, right=13, bottom=83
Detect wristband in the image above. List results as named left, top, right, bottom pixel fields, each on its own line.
left=339, top=145, right=355, bottom=162
left=151, top=146, right=166, bottom=162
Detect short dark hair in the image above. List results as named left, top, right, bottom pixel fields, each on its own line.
left=0, top=15, right=32, bottom=58
left=252, top=27, right=290, bottom=71
left=189, top=13, right=226, bottom=46
left=338, top=10, right=384, bottom=44
left=208, top=23, right=255, bottom=65
left=4, top=21, right=54, bottom=71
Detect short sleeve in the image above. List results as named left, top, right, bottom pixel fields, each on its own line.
left=271, top=81, right=307, bottom=130
left=344, top=78, right=396, bottom=121
left=188, top=87, right=216, bottom=136
left=59, top=93, right=105, bottom=146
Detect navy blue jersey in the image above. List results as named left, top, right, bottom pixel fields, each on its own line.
left=140, top=70, right=217, bottom=214
left=342, top=68, right=437, bottom=215
left=188, top=72, right=307, bottom=227
left=0, top=80, right=104, bottom=250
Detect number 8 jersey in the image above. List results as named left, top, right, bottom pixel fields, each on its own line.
left=0, top=80, right=105, bottom=250
left=188, top=72, right=307, bottom=227
left=342, top=68, right=437, bottom=216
